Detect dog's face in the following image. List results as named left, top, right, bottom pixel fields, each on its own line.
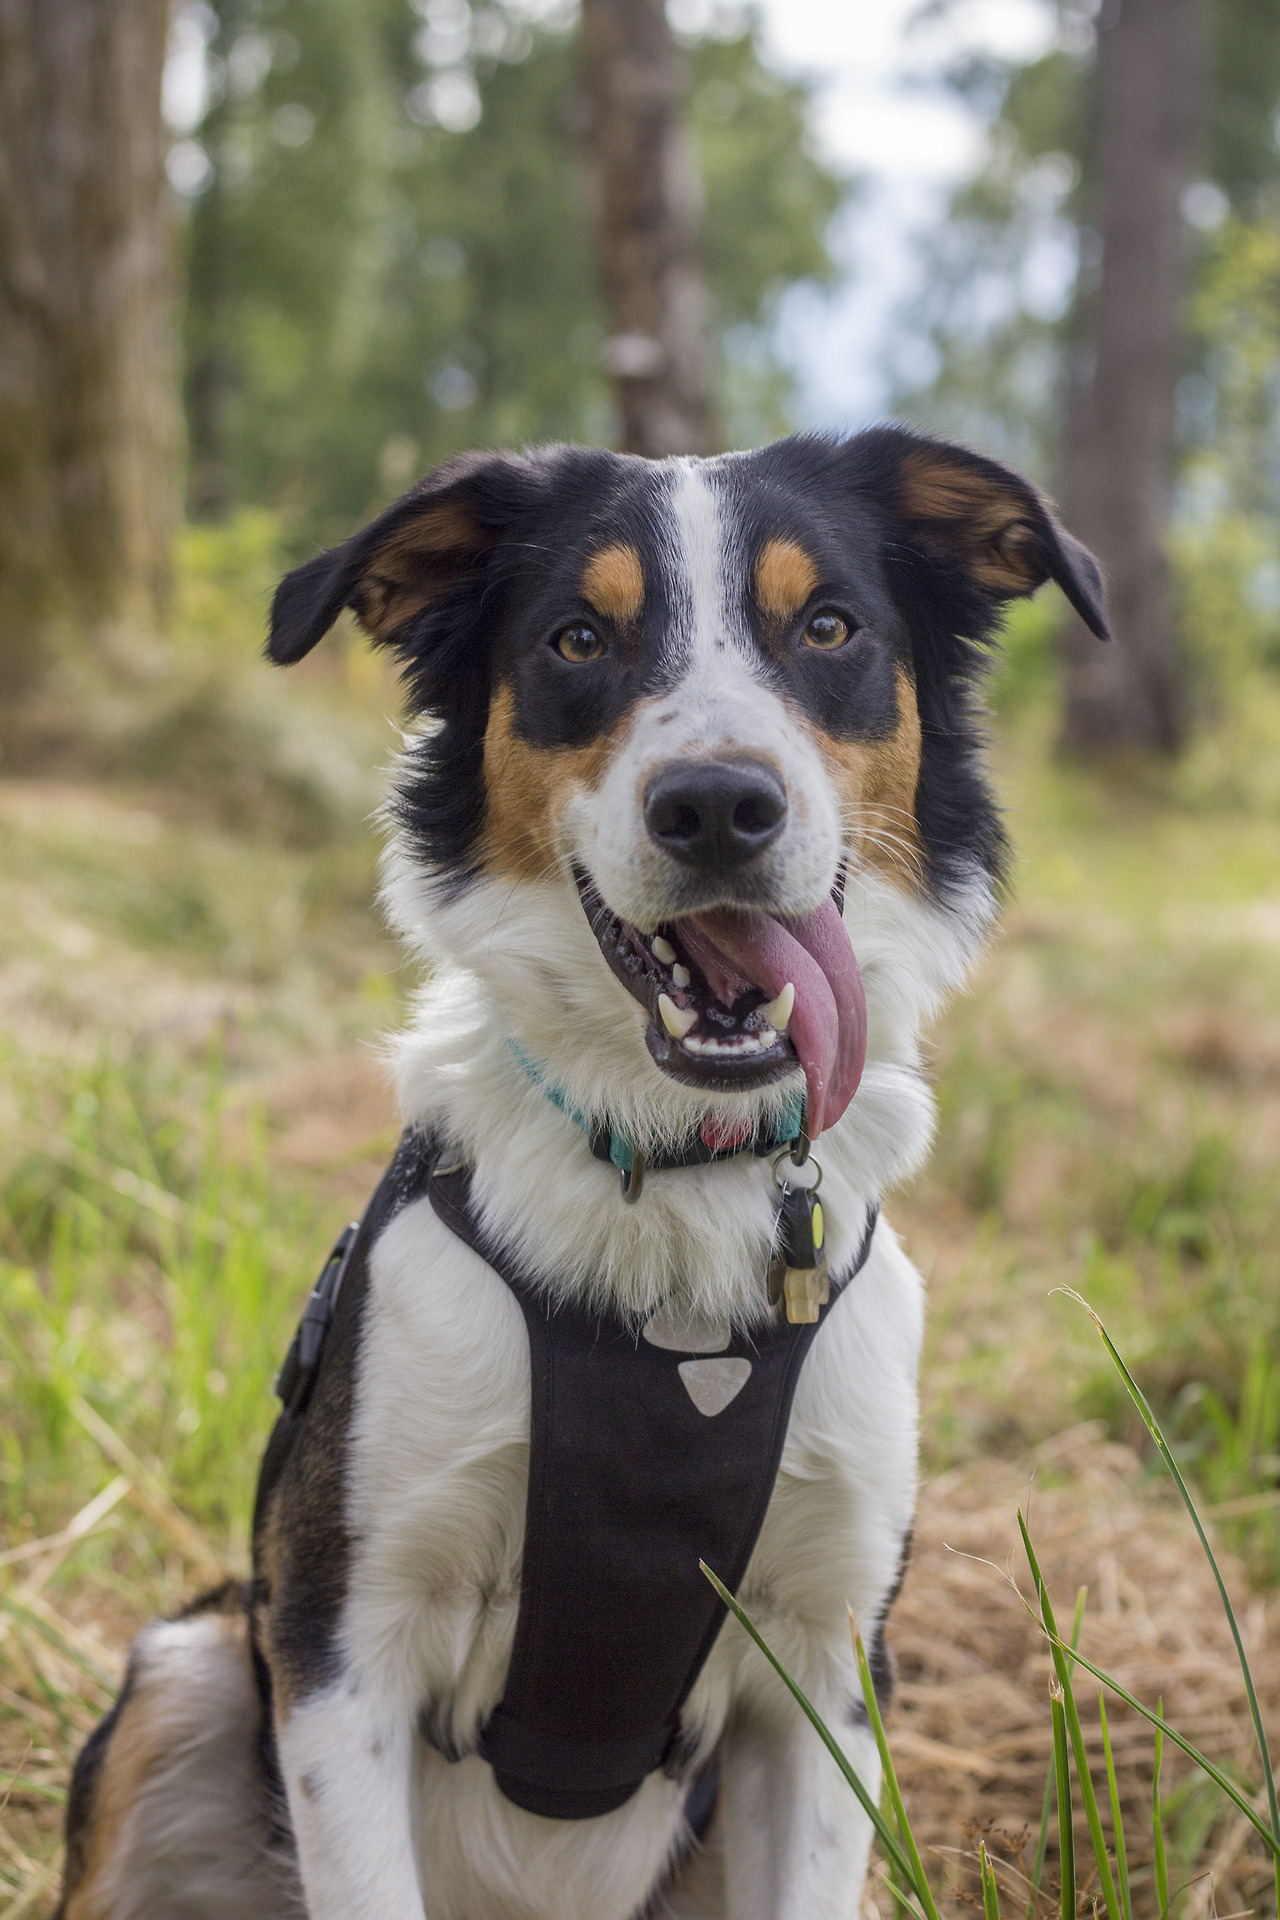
left=269, top=431, right=1106, bottom=1139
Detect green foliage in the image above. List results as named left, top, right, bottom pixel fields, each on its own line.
left=1208, top=0, right=1280, bottom=206
left=172, top=507, right=286, bottom=656
left=692, top=29, right=841, bottom=316
left=97, top=508, right=394, bottom=844
left=181, top=1, right=844, bottom=545
left=898, top=3, right=1280, bottom=496
left=890, top=32, right=1091, bottom=480
left=1187, top=217, right=1280, bottom=521
left=0, top=1047, right=327, bottom=1553
left=987, top=596, right=1060, bottom=715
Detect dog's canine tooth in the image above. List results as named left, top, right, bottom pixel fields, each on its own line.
left=658, top=993, right=697, bottom=1039
left=761, top=982, right=795, bottom=1033
left=672, top=964, right=691, bottom=988
left=652, top=936, right=677, bottom=965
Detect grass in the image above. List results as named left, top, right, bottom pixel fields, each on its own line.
left=705, top=1295, right=1280, bottom=1916
left=903, top=689, right=1280, bottom=1584
left=1, top=557, right=1278, bottom=1912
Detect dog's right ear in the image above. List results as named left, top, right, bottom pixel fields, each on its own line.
left=266, top=451, right=535, bottom=667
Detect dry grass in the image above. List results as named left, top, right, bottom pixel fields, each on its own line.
left=6, top=1432, right=1273, bottom=1920
left=888, top=1430, right=1280, bottom=1920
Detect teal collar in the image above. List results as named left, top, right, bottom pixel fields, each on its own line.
left=507, top=1039, right=804, bottom=1203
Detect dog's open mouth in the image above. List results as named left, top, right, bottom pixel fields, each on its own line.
left=576, top=872, right=868, bottom=1136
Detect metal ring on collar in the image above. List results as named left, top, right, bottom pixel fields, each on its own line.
left=770, top=1147, right=822, bottom=1193
left=620, top=1151, right=647, bottom=1204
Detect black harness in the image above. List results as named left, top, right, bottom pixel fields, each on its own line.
left=258, top=1126, right=878, bottom=1821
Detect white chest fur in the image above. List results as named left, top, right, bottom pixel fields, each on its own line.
left=329, top=1184, right=924, bottom=1920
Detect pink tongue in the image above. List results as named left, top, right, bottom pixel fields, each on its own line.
left=676, top=900, right=867, bottom=1138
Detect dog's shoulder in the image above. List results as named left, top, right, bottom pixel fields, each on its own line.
left=253, top=1149, right=531, bottom=1714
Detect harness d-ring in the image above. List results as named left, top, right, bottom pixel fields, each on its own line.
left=620, top=1151, right=647, bottom=1204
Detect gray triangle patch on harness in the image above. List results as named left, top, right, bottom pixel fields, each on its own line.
left=677, top=1357, right=753, bottom=1415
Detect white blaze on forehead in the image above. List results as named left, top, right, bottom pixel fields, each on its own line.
left=563, top=453, right=846, bottom=926
left=663, top=458, right=738, bottom=670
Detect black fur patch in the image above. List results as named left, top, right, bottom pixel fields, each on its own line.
left=850, top=1523, right=914, bottom=1728
left=55, top=1667, right=136, bottom=1915
left=267, top=429, right=1106, bottom=906
left=251, top=1128, right=437, bottom=1708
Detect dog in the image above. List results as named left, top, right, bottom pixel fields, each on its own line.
left=56, top=427, right=1107, bottom=1920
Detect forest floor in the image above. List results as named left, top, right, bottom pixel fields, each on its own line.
left=2, top=684, right=1279, bottom=1920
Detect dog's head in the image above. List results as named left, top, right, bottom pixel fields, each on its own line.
left=269, top=430, right=1106, bottom=1141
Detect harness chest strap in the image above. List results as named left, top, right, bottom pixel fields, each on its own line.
left=257, top=1127, right=879, bottom=1822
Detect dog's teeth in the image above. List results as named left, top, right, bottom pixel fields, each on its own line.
left=672, top=964, right=691, bottom=988
left=652, top=936, right=677, bottom=965
left=658, top=993, right=697, bottom=1040
left=762, top=983, right=795, bottom=1033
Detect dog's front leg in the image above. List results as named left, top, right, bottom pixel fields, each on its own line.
left=719, top=1689, right=880, bottom=1920
left=276, top=1683, right=427, bottom=1920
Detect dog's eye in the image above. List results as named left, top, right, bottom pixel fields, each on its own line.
left=553, top=624, right=605, bottom=663
left=803, top=611, right=852, bottom=651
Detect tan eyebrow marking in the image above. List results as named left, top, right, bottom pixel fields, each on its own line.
left=581, top=543, right=645, bottom=623
left=754, top=537, right=820, bottom=620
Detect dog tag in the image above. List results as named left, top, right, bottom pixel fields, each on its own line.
left=769, top=1182, right=830, bottom=1324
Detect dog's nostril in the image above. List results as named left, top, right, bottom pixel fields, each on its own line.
left=667, top=802, right=701, bottom=841
left=732, top=790, right=785, bottom=839
left=643, top=759, right=789, bottom=872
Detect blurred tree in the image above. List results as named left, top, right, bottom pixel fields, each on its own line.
left=0, top=0, right=177, bottom=721
left=175, top=0, right=841, bottom=547
left=898, top=0, right=1280, bottom=754
left=579, top=0, right=716, bottom=456
left=1058, top=0, right=1207, bottom=757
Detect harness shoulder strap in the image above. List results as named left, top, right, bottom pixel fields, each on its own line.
left=428, top=1152, right=878, bottom=1820
left=251, top=1126, right=436, bottom=1536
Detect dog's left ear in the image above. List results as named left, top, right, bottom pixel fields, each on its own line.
left=266, top=450, right=537, bottom=667
left=862, top=429, right=1110, bottom=642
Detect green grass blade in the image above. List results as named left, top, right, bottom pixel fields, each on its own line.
left=1060, top=1290, right=1279, bottom=1872
left=700, top=1562, right=931, bottom=1913
left=1026, top=1759, right=1055, bottom=1920
left=1027, top=1592, right=1088, bottom=1919
left=1053, top=1683, right=1076, bottom=1920
left=1018, top=1515, right=1121, bottom=1920
left=1020, top=1610, right=1279, bottom=1858
left=880, top=1782, right=917, bottom=1920
left=851, top=1614, right=944, bottom=1920
left=1098, top=1691, right=1131, bottom=1920
left=1153, top=1701, right=1169, bottom=1920
left=980, top=1838, right=1003, bottom=1920
left=875, top=1858, right=924, bottom=1920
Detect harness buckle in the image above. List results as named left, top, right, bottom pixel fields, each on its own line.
left=275, top=1220, right=359, bottom=1417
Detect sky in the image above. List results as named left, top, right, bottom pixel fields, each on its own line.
left=747, top=0, right=1056, bottom=426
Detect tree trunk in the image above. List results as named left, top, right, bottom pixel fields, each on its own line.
left=1058, top=0, right=1206, bottom=756
left=579, top=0, right=718, bottom=458
left=0, top=0, right=178, bottom=720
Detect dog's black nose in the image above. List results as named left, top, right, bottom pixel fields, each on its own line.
left=643, top=759, right=788, bottom=871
